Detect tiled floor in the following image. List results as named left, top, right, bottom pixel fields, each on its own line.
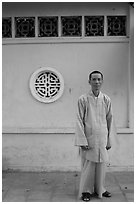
left=2, top=171, right=134, bottom=202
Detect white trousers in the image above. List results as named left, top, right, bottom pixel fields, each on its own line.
left=79, top=155, right=106, bottom=198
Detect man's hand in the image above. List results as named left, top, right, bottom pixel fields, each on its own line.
left=81, top=146, right=90, bottom=150
left=106, top=139, right=111, bottom=150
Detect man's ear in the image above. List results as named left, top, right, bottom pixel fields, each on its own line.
left=88, top=79, right=91, bottom=85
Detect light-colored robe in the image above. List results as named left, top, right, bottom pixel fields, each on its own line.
left=75, top=90, right=113, bottom=163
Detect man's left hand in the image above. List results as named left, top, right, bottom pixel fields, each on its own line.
left=106, top=140, right=111, bottom=150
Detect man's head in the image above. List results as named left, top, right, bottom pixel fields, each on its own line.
left=88, top=71, right=103, bottom=92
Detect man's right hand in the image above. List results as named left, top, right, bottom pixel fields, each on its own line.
left=81, top=146, right=90, bottom=150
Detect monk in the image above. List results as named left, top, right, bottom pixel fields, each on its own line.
left=75, top=70, right=113, bottom=201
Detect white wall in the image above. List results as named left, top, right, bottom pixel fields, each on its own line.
left=2, top=2, right=134, bottom=171
left=2, top=2, right=128, bottom=16
left=2, top=133, right=134, bottom=171
left=3, top=42, right=129, bottom=129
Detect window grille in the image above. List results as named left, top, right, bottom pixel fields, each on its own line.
left=29, top=67, right=64, bottom=103
left=107, top=16, right=126, bottom=36
left=15, top=17, right=35, bottom=38
left=2, top=17, right=12, bottom=38
left=85, top=16, right=104, bottom=36
left=38, top=16, right=58, bottom=37
left=61, top=16, right=82, bottom=37
left=2, top=15, right=127, bottom=38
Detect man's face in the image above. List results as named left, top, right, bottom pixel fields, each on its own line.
left=89, top=73, right=103, bottom=92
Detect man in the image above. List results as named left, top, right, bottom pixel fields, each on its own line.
left=75, top=71, right=113, bottom=201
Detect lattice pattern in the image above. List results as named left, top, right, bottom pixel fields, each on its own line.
left=38, top=17, right=58, bottom=37
left=61, top=16, right=82, bottom=36
left=15, top=17, right=35, bottom=38
left=3, top=15, right=127, bottom=38
left=2, top=17, right=12, bottom=38
left=85, top=16, right=104, bottom=36
left=107, top=16, right=126, bottom=36
left=35, top=72, right=61, bottom=99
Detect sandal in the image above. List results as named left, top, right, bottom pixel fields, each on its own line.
left=94, top=191, right=111, bottom=198
left=102, top=191, right=111, bottom=197
left=81, top=192, right=91, bottom=202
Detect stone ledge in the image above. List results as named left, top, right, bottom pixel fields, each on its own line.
left=2, top=127, right=134, bottom=134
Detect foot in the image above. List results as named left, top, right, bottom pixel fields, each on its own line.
left=102, top=191, right=111, bottom=197
left=81, top=192, right=91, bottom=202
left=94, top=191, right=111, bottom=198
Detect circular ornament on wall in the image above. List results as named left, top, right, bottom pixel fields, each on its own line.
left=29, top=67, right=64, bottom=103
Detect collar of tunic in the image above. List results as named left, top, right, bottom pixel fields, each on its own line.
left=88, top=90, right=103, bottom=99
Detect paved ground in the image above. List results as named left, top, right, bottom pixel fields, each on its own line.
left=2, top=171, right=134, bottom=202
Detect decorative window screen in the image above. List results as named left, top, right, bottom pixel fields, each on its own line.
left=61, top=16, right=82, bottom=36
left=29, top=67, right=64, bottom=103
left=2, top=17, right=12, bottom=38
left=38, top=16, right=58, bottom=37
left=2, top=15, right=127, bottom=38
left=85, top=16, right=104, bottom=36
left=107, top=16, right=126, bottom=36
left=15, top=17, right=35, bottom=38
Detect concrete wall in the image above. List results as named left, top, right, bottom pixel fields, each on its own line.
left=2, top=133, right=134, bottom=171
left=2, top=42, right=129, bottom=129
left=2, top=2, right=134, bottom=171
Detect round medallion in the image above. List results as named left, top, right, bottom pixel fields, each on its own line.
left=29, top=67, right=64, bottom=103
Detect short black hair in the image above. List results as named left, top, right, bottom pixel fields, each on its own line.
left=89, top=70, right=104, bottom=80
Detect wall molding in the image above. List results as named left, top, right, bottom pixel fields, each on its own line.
left=2, top=165, right=134, bottom=172
left=2, top=127, right=133, bottom=134
left=2, top=37, right=129, bottom=45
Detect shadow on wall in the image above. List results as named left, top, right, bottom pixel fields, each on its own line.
left=2, top=157, right=11, bottom=171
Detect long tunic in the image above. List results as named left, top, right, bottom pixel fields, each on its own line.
left=75, top=90, right=113, bottom=163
